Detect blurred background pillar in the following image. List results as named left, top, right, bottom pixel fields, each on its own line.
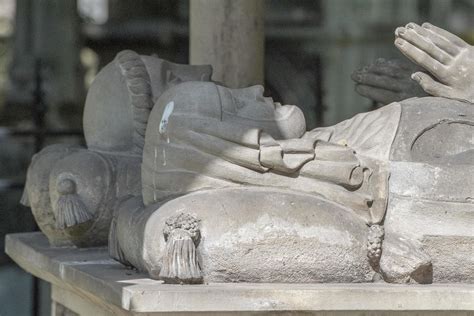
left=31, top=0, right=83, bottom=111
left=7, top=0, right=83, bottom=127
left=189, top=0, right=264, bottom=88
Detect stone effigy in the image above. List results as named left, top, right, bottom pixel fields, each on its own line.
left=21, top=51, right=212, bottom=247
left=20, top=23, right=473, bottom=286
left=110, top=83, right=473, bottom=284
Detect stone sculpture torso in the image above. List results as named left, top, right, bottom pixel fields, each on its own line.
left=113, top=85, right=473, bottom=284
left=141, top=82, right=395, bottom=225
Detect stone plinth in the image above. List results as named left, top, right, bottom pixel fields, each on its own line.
left=5, top=232, right=474, bottom=315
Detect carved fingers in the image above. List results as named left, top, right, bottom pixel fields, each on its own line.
left=352, top=58, right=427, bottom=104
left=354, top=85, right=401, bottom=105
left=422, top=22, right=468, bottom=52
left=395, top=22, right=474, bottom=103
left=411, top=72, right=456, bottom=99
left=395, top=37, right=447, bottom=78
left=353, top=72, right=404, bottom=92
left=396, top=24, right=452, bottom=65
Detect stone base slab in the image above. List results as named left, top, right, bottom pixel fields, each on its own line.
left=5, top=232, right=474, bottom=315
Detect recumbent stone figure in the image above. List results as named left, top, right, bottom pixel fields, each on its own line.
left=21, top=23, right=473, bottom=285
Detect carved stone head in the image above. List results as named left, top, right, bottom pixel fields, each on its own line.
left=83, top=51, right=213, bottom=154
left=151, top=81, right=306, bottom=140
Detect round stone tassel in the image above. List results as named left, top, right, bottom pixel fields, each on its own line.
left=55, top=179, right=93, bottom=229
left=367, top=224, right=384, bottom=271
left=159, top=213, right=203, bottom=284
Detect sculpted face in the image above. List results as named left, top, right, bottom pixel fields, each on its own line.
left=218, top=85, right=306, bottom=139
left=219, top=85, right=295, bottom=119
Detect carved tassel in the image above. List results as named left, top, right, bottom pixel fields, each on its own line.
left=159, top=213, right=202, bottom=284
left=367, top=224, right=384, bottom=271
left=55, top=179, right=93, bottom=229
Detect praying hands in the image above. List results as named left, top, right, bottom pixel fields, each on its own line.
left=395, top=22, right=474, bottom=104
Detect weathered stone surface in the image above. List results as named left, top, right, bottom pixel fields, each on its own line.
left=111, top=78, right=473, bottom=284
left=18, top=23, right=474, bottom=287
left=23, top=144, right=81, bottom=247
left=384, top=161, right=474, bottom=283
left=382, top=98, right=474, bottom=283
left=383, top=95, right=474, bottom=283
left=379, top=233, right=432, bottom=284
left=389, top=97, right=474, bottom=163
left=113, top=188, right=373, bottom=283
left=22, top=51, right=213, bottom=247
left=423, top=236, right=474, bottom=283
left=6, top=232, right=474, bottom=314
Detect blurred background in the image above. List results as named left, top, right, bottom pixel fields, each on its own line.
left=0, top=0, right=472, bottom=315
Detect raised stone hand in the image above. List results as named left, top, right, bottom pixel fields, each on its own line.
left=352, top=58, right=428, bottom=104
left=395, top=22, right=474, bottom=104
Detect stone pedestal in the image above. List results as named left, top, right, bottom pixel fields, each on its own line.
left=5, top=232, right=473, bottom=315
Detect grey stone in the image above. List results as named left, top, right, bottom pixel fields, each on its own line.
left=354, top=23, right=474, bottom=105
left=352, top=58, right=428, bottom=104
left=109, top=74, right=474, bottom=283
left=6, top=232, right=474, bottom=314
left=113, top=78, right=472, bottom=284
left=22, top=50, right=212, bottom=247
left=384, top=162, right=474, bottom=283
left=380, top=96, right=474, bottom=283
left=18, top=23, right=474, bottom=286
left=389, top=96, right=474, bottom=163
left=140, top=81, right=391, bottom=224
left=83, top=51, right=212, bottom=153
left=112, top=188, right=373, bottom=284
left=114, top=80, right=404, bottom=283
left=23, top=144, right=81, bottom=247
left=395, top=23, right=474, bottom=104
left=379, top=232, right=433, bottom=284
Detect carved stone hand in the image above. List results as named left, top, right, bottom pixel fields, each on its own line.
left=352, top=58, right=428, bottom=104
left=395, top=22, right=474, bottom=104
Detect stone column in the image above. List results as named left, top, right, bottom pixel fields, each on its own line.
left=7, top=0, right=35, bottom=105
left=190, top=0, right=264, bottom=88
left=32, top=0, right=83, bottom=108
